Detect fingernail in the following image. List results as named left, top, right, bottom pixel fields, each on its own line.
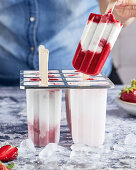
left=116, top=0, right=122, bottom=6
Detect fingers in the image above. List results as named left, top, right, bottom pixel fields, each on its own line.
left=114, top=7, right=136, bottom=17
left=116, top=5, right=136, bottom=10
left=115, top=0, right=136, bottom=17
left=116, top=0, right=136, bottom=6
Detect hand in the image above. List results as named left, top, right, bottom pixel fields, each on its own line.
left=115, top=0, right=136, bottom=18
left=114, top=0, right=136, bottom=26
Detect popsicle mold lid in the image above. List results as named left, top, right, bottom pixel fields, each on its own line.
left=20, top=70, right=114, bottom=89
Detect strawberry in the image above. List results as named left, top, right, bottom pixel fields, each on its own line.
left=0, top=145, right=18, bottom=162
left=0, top=162, right=9, bottom=170
left=120, top=85, right=136, bottom=103
left=0, top=162, right=15, bottom=170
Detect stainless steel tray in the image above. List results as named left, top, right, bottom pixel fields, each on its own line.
left=20, top=70, right=114, bottom=89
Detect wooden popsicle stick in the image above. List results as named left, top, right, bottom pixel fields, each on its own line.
left=78, top=73, right=89, bottom=86
left=39, top=45, right=49, bottom=86
left=80, top=73, right=89, bottom=81
left=82, top=73, right=89, bottom=81
left=105, top=0, right=117, bottom=14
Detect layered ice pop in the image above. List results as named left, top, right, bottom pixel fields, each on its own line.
left=26, top=89, right=62, bottom=147
left=72, top=11, right=122, bottom=76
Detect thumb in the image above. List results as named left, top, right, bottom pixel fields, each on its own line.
left=116, top=0, right=136, bottom=6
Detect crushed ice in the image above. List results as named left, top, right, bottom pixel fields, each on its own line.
left=16, top=133, right=136, bottom=169
left=39, top=143, right=70, bottom=163
left=124, top=133, right=136, bottom=146
left=18, top=139, right=36, bottom=158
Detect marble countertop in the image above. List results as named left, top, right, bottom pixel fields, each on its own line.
left=0, top=86, right=136, bottom=170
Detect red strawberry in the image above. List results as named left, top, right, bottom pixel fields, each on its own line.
left=120, top=85, right=136, bottom=103
left=0, top=162, right=15, bottom=170
left=0, top=145, right=18, bottom=162
left=0, top=162, right=9, bottom=170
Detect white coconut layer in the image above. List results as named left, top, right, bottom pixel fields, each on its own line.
left=81, top=18, right=122, bottom=53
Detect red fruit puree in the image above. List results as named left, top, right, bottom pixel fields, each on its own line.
left=28, top=119, right=60, bottom=146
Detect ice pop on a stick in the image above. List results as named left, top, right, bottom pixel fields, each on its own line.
left=72, top=0, right=122, bottom=76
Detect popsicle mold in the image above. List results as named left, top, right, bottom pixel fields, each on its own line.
left=20, top=70, right=114, bottom=147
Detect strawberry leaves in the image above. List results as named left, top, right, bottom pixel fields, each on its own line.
left=131, top=79, right=136, bottom=87
left=6, top=163, right=15, bottom=169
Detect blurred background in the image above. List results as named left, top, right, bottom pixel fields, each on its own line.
left=112, top=19, right=136, bottom=84
left=0, top=0, right=136, bottom=86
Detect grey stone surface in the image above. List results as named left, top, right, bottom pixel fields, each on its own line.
left=0, top=86, right=136, bottom=169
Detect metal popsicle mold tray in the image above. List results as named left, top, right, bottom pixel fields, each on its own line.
left=20, top=70, right=114, bottom=89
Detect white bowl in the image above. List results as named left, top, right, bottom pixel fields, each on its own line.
left=117, top=97, right=136, bottom=116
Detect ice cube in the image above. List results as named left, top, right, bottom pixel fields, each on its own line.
left=124, top=134, right=136, bottom=146
left=113, top=144, right=124, bottom=152
left=39, top=143, right=70, bottom=162
left=18, top=139, right=36, bottom=157
left=39, top=143, right=58, bottom=159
